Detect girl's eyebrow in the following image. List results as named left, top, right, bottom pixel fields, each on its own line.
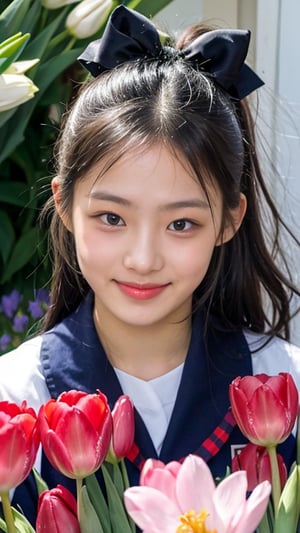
left=88, top=191, right=131, bottom=206
left=88, top=191, right=210, bottom=210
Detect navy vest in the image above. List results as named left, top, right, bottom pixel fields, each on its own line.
left=12, top=293, right=296, bottom=525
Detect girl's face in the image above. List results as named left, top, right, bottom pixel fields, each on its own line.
left=56, top=144, right=244, bottom=330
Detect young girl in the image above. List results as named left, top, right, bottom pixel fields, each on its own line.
left=1, top=4, right=300, bottom=524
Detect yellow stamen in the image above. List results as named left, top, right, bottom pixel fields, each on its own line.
left=176, top=509, right=217, bottom=533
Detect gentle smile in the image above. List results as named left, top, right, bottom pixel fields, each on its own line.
left=115, top=281, right=169, bottom=300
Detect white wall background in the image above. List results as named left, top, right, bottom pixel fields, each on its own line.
left=256, top=0, right=300, bottom=345
left=154, top=0, right=202, bottom=34
left=155, top=0, right=300, bottom=345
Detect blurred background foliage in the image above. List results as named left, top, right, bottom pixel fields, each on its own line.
left=0, top=0, right=173, bottom=351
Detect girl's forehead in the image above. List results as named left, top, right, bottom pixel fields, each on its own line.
left=79, top=143, right=221, bottom=208
left=84, top=142, right=210, bottom=186
left=84, top=144, right=196, bottom=186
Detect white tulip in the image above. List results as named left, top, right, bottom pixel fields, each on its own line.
left=0, top=72, right=39, bottom=112
left=66, top=0, right=114, bottom=39
left=41, top=0, right=80, bottom=10
left=5, top=59, right=39, bottom=74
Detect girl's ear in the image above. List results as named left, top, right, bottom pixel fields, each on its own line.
left=216, top=193, right=247, bottom=245
left=51, top=177, right=73, bottom=232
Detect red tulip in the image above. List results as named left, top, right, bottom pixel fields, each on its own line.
left=106, top=395, right=135, bottom=463
left=232, top=443, right=287, bottom=492
left=36, top=484, right=80, bottom=533
left=0, top=400, right=39, bottom=491
left=38, top=390, right=112, bottom=479
left=229, top=373, right=299, bottom=447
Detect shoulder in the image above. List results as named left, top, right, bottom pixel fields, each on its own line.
left=0, top=336, right=50, bottom=412
left=244, top=330, right=300, bottom=389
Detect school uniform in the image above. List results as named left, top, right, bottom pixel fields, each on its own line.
left=1, top=291, right=300, bottom=526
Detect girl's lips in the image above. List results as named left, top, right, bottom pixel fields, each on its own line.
left=116, top=281, right=169, bottom=300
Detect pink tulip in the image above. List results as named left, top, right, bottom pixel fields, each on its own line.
left=140, top=458, right=181, bottom=501
left=36, top=484, right=80, bottom=533
left=232, top=443, right=287, bottom=492
left=0, top=400, right=39, bottom=491
left=106, top=395, right=135, bottom=462
left=124, top=454, right=271, bottom=533
left=38, top=390, right=112, bottom=479
left=229, top=373, right=299, bottom=447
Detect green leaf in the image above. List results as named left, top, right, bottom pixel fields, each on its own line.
left=0, top=210, right=15, bottom=264
left=35, top=46, right=82, bottom=93
left=0, top=0, right=31, bottom=42
left=33, top=467, right=49, bottom=496
left=0, top=32, right=30, bottom=74
left=103, top=461, right=125, bottom=500
left=0, top=47, right=82, bottom=164
left=0, top=516, right=7, bottom=532
left=274, top=464, right=300, bottom=533
left=85, top=473, right=111, bottom=533
left=1, top=227, right=38, bottom=283
left=101, top=463, right=133, bottom=533
left=0, top=107, right=17, bottom=129
left=12, top=507, right=36, bottom=533
left=0, top=506, right=36, bottom=533
left=19, top=1, right=42, bottom=37
left=79, top=485, right=105, bottom=533
left=20, top=8, right=69, bottom=62
left=0, top=181, right=30, bottom=206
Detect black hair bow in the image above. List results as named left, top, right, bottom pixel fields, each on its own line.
left=78, top=5, right=263, bottom=100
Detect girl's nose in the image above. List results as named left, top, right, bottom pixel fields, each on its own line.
left=123, top=229, right=164, bottom=273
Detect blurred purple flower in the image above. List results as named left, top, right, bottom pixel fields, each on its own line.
left=28, top=288, right=50, bottom=319
left=12, top=314, right=29, bottom=333
left=0, top=334, right=12, bottom=351
left=34, top=288, right=50, bottom=305
left=0, top=290, right=22, bottom=318
left=28, top=300, right=44, bottom=319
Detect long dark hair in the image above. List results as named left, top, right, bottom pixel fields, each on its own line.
left=41, top=24, right=299, bottom=340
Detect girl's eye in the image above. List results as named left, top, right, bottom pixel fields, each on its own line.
left=168, top=219, right=193, bottom=232
left=100, top=213, right=125, bottom=226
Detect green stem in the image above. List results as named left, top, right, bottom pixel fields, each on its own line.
left=48, top=29, right=70, bottom=50
left=63, top=36, right=77, bottom=53
left=76, top=477, right=83, bottom=525
left=267, top=446, right=281, bottom=516
left=0, top=492, right=16, bottom=533
left=120, top=458, right=130, bottom=490
left=120, top=460, right=136, bottom=533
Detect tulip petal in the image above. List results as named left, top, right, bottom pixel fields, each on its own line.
left=76, top=392, right=110, bottom=432
left=236, top=480, right=271, bottom=533
left=249, top=388, right=289, bottom=443
left=269, top=374, right=298, bottom=418
left=0, top=423, right=36, bottom=490
left=43, top=399, right=72, bottom=430
left=232, top=443, right=262, bottom=491
left=229, top=386, right=251, bottom=434
left=0, top=401, right=21, bottom=418
left=144, top=468, right=178, bottom=501
left=232, top=375, right=263, bottom=397
left=6, top=59, right=39, bottom=74
left=124, top=486, right=179, bottom=532
left=37, top=485, right=80, bottom=533
left=140, top=459, right=166, bottom=483
left=54, top=409, right=97, bottom=447
left=213, top=471, right=247, bottom=529
left=58, top=390, right=88, bottom=405
left=42, top=430, right=75, bottom=478
left=176, top=455, right=216, bottom=512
